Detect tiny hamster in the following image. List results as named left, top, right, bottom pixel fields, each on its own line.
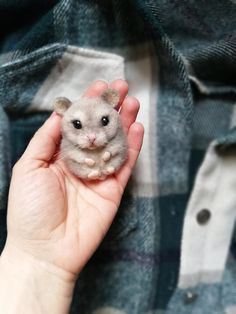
left=54, top=89, right=128, bottom=180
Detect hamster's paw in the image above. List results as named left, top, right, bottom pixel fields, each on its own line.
left=102, top=151, right=111, bottom=162
left=98, top=174, right=107, bottom=181
left=85, top=158, right=95, bottom=167
left=87, top=170, right=101, bottom=179
left=103, top=166, right=115, bottom=176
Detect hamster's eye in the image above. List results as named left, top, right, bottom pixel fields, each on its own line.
left=72, top=120, right=82, bottom=129
left=101, top=116, right=109, bottom=126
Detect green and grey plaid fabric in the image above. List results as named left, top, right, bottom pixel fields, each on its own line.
left=0, top=1, right=236, bottom=313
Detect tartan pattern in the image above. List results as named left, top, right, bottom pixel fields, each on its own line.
left=0, top=1, right=236, bottom=313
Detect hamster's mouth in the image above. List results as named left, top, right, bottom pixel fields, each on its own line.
left=75, top=142, right=107, bottom=150
left=87, top=143, right=98, bottom=150
left=87, top=141, right=107, bottom=150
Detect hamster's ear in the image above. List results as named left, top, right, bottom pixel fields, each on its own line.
left=53, top=97, right=72, bottom=115
left=101, top=89, right=120, bottom=108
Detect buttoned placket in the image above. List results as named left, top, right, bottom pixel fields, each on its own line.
left=168, top=142, right=236, bottom=311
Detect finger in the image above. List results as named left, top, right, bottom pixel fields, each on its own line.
left=21, top=112, right=62, bottom=166
left=83, top=80, right=108, bottom=97
left=109, top=79, right=129, bottom=110
left=119, top=96, right=140, bottom=134
left=115, top=122, right=144, bottom=189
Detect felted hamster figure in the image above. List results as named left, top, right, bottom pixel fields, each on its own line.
left=54, top=89, right=128, bottom=180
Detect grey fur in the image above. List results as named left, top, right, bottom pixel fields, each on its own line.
left=55, top=90, right=128, bottom=180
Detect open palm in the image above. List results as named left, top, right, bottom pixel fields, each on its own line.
left=6, top=80, right=144, bottom=276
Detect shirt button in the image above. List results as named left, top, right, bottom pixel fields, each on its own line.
left=196, top=208, right=211, bottom=225
left=183, top=291, right=198, bottom=304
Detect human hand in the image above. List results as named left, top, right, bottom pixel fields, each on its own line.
left=2, top=79, right=144, bottom=279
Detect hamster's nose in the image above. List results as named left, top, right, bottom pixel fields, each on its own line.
left=87, top=134, right=96, bottom=143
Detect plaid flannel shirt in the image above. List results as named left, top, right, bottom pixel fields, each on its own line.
left=0, top=1, right=236, bottom=313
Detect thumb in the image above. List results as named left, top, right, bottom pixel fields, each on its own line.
left=21, top=112, right=62, bottom=166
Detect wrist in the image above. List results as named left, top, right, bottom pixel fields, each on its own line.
left=0, top=243, right=76, bottom=314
